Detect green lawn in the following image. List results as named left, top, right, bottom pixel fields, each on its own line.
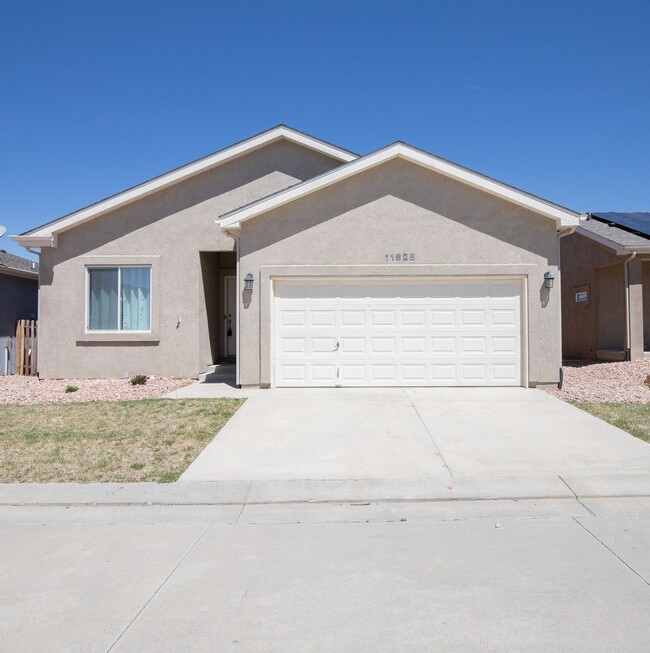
left=572, top=402, right=650, bottom=444
left=0, top=398, right=243, bottom=483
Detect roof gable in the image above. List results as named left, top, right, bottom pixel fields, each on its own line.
left=13, top=126, right=357, bottom=248
left=219, top=142, right=582, bottom=230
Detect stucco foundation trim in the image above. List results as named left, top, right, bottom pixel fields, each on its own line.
left=75, top=255, right=161, bottom=343
left=257, top=264, right=536, bottom=387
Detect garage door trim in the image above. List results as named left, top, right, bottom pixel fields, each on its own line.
left=270, top=275, right=528, bottom=388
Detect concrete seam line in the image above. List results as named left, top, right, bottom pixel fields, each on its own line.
left=558, top=475, right=597, bottom=517
left=571, top=517, right=650, bottom=588
left=0, top=495, right=582, bottom=507
left=105, top=521, right=213, bottom=652
left=402, top=388, right=454, bottom=477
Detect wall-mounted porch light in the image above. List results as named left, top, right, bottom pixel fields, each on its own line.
left=544, top=271, right=555, bottom=289
left=244, top=273, right=254, bottom=291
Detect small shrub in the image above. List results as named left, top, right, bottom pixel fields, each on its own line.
left=130, top=374, right=148, bottom=386
left=65, top=385, right=78, bottom=393
left=130, top=462, right=144, bottom=470
left=645, top=375, right=650, bottom=388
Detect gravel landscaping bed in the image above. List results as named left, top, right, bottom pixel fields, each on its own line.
left=0, top=376, right=192, bottom=406
left=543, top=359, right=650, bottom=403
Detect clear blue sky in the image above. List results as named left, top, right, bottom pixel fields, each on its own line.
left=1, top=0, right=649, bottom=258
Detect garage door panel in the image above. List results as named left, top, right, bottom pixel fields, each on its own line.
left=461, top=336, right=487, bottom=353
left=492, top=335, right=518, bottom=353
left=280, top=310, right=306, bottom=327
left=370, top=365, right=397, bottom=382
left=310, top=364, right=337, bottom=383
left=399, top=309, right=427, bottom=327
left=460, top=310, right=486, bottom=327
left=402, top=336, right=427, bottom=354
left=492, top=363, right=518, bottom=381
left=431, top=336, right=456, bottom=354
left=311, top=337, right=338, bottom=354
left=491, top=309, right=518, bottom=327
left=431, top=364, right=457, bottom=381
left=310, top=310, right=336, bottom=327
left=341, top=310, right=365, bottom=327
left=280, top=337, right=307, bottom=354
left=431, top=310, right=456, bottom=326
left=274, top=279, right=523, bottom=387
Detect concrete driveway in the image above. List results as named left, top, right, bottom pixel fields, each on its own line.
left=181, top=387, right=650, bottom=481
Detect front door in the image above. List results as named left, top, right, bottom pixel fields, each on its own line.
left=224, top=276, right=237, bottom=359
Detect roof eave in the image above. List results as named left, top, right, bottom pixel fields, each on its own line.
left=11, top=234, right=57, bottom=248
left=0, top=266, right=38, bottom=279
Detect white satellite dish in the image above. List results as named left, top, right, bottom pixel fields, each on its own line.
left=0, top=225, right=6, bottom=238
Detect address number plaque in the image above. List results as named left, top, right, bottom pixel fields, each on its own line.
left=384, top=253, right=416, bottom=262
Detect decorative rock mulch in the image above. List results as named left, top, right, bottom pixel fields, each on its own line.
left=0, top=376, right=192, bottom=406
left=542, top=359, right=650, bottom=404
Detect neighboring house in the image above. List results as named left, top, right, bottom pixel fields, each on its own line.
left=561, top=212, right=650, bottom=361
left=0, top=250, right=38, bottom=375
left=13, top=126, right=581, bottom=387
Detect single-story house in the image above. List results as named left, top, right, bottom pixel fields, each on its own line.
left=13, top=126, right=582, bottom=387
left=0, top=249, right=38, bottom=375
left=561, top=212, right=650, bottom=361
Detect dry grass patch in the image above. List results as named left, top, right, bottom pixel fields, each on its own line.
left=0, top=399, right=243, bottom=483
left=572, top=402, right=650, bottom=444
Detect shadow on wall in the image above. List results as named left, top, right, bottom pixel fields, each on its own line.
left=242, top=288, right=252, bottom=309
left=540, top=282, right=550, bottom=308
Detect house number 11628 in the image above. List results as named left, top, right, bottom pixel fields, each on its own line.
left=385, top=253, right=415, bottom=262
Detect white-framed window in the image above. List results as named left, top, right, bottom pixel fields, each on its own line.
left=87, top=266, right=151, bottom=332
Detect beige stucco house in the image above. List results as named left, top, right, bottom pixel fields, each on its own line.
left=561, top=212, right=650, bottom=361
left=14, top=126, right=582, bottom=387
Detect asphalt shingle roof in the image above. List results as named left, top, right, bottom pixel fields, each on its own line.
left=0, top=250, right=38, bottom=275
left=580, top=217, right=650, bottom=250
left=591, top=212, right=650, bottom=238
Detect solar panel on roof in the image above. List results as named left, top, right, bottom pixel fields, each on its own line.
left=591, top=212, right=650, bottom=238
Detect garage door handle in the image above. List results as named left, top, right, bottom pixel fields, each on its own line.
left=333, top=341, right=340, bottom=352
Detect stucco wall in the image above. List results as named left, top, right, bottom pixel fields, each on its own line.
left=238, top=158, right=562, bottom=387
left=37, top=140, right=343, bottom=378
left=643, top=262, right=650, bottom=349
left=560, top=232, right=625, bottom=359
left=596, top=264, right=626, bottom=352
left=0, top=272, right=38, bottom=338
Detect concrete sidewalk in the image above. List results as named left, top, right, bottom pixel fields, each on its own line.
left=2, top=496, right=650, bottom=652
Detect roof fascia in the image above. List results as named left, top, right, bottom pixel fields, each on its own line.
left=0, top=266, right=38, bottom=279
left=13, top=126, right=356, bottom=247
left=219, top=143, right=581, bottom=229
left=12, top=234, right=56, bottom=248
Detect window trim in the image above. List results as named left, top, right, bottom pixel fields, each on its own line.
left=85, top=264, right=153, bottom=334
left=76, top=255, right=160, bottom=344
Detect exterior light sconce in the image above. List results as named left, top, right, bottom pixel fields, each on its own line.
left=244, top=273, right=254, bottom=291
left=544, top=271, right=555, bottom=289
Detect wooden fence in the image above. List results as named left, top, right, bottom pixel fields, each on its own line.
left=15, top=319, right=38, bottom=376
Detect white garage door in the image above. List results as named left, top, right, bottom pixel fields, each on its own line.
left=273, top=278, right=523, bottom=387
